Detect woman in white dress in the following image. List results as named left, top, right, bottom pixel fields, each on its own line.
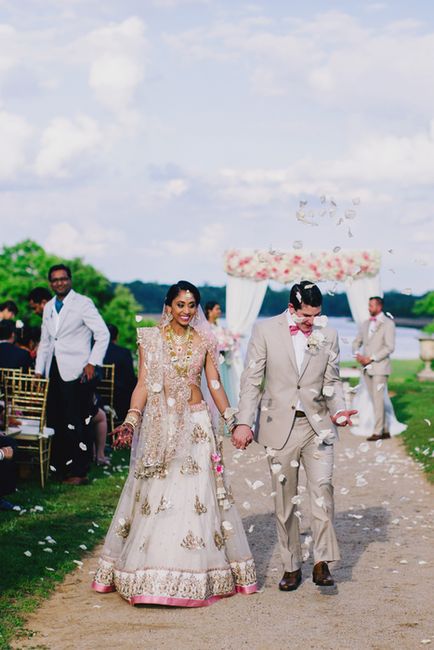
left=92, top=281, right=257, bottom=607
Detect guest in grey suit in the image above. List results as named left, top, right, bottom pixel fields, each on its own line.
left=35, top=264, right=109, bottom=485
left=352, top=296, right=395, bottom=442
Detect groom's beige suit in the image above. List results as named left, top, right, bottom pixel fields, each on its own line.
left=237, top=311, right=345, bottom=571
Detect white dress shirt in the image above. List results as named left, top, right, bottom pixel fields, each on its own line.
left=286, top=310, right=306, bottom=411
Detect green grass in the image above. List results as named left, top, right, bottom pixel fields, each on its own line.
left=0, top=451, right=129, bottom=649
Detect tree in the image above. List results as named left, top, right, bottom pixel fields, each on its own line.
left=102, top=284, right=145, bottom=350
left=413, top=292, right=434, bottom=332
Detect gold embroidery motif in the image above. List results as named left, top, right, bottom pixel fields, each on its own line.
left=194, top=495, right=207, bottom=515
left=181, top=530, right=206, bottom=550
left=155, top=496, right=171, bottom=514
left=135, top=490, right=140, bottom=502
left=230, top=558, right=257, bottom=587
left=214, top=531, right=225, bottom=550
left=180, top=456, right=200, bottom=475
left=115, top=518, right=131, bottom=539
left=141, top=497, right=151, bottom=516
left=134, top=460, right=168, bottom=480
left=191, top=424, right=209, bottom=444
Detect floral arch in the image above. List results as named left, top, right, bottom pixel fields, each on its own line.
left=222, top=248, right=405, bottom=437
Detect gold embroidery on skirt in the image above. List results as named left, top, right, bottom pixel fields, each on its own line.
left=115, top=518, right=131, bottom=539
left=194, top=495, right=208, bottom=515
left=155, top=496, right=172, bottom=514
left=141, top=497, right=151, bottom=516
left=191, top=424, right=210, bottom=444
left=180, top=456, right=200, bottom=475
left=230, top=558, right=257, bottom=587
left=180, top=530, right=206, bottom=550
left=134, top=460, right=169, bottom=480
left=214, top=531, right=225, bottom=550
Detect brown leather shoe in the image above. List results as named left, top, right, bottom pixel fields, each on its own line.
left=279, top=569, right=302, bottom=591
left=312, top=562, right=334, bottom=586
left=381, top=432, right=391, bottom=439
left=367, top=434, right=382, bottom=441
left=62, top=476, right=89, bottom=486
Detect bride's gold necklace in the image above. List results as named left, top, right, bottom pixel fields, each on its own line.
left=166, top=326, right=193, bottom=377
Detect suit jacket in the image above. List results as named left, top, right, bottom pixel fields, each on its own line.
left=352, top=315, right=395, bottom=376
left=35, top=290, right=110, bottom=382
left=0, top=342, right=32, bottom=371
left=236, top=312, right=346, bottom=449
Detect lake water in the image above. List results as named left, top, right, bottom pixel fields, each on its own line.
left=222, top=316, right=421, bottom=361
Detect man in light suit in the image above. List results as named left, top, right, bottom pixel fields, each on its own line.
left=352, top=296, right=395, bottom=442
left=35, top=264, right=109, bottom=485
left=232, top=281, right=356, bottom=591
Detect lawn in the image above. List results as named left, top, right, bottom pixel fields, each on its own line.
left=0, top=451, right=130, bottom=650
left=1, top=360, right=433, bottom=649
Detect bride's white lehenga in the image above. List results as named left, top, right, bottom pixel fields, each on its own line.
left=92, top=320, right=257, bottom=606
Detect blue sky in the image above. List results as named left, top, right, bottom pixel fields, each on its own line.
left=0, top=0, right=433, bottom=292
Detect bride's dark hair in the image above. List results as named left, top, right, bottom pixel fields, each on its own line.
left=165, top=281, right=201, bottom=306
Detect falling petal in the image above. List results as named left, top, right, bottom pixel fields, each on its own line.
left=222, top=521, right=233, bottom=531
left=333, top=246, right=341, bottom=253
left=278, top=474, right=286, bottom=484
left=386, top=311, right=394, bottom=320
left=290, top=460, right=299, bottom=468
left=79, top=544, right=87, bottom=550
left=293, top=240, right=303, bottom=250
left=424, top=419, right=431, bottom=426
left=291, top=495, right=302, bottom=505
left=67, top=424, right=75, bottom=430
left=359, top=442, right=370, bottom=453
left=348, top=228, right=354, bottom=238
left=242, top=501, right=251, bottom=510
left=352, top=197, right=360, bottom=205
left=49, top=465, right=56, bottom=472
left=85, top=415, right=92, bottom=425
left=315, top=496, right=325, bottom=508
left=340, top=487, right=349, bottom=495
left=46, top=567, right=55, bottom=572
left=248, top=525, right=255, bottom=533
left=135, top=315, right=143, bottom=322
left=79, top=442, right=87, bottom=451
left=24, top=551, right=32, bottom=557
left=252, top=480, right=264, bottom=490
left=271, top=462, right=282, bottom=474
left=66, top=459, right=73, bottom=466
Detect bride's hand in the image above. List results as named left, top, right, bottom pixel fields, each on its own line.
left=111, top=423, right=134, bottom=449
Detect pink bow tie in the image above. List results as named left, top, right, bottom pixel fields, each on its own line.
left=369, top=317, right=377, bottom=322
left=289, top=324, right=312, bottom=337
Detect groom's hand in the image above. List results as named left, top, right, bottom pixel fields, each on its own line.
left=231, top=425, right=253, bottom=450
left=331, top=409, right=358, bottom=427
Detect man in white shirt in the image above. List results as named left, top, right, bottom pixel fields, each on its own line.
left=352, top=296, right=395, bottom=441
left=35, top=264, right=109, bottom=485
left=232, top=281, right=356, bottom=592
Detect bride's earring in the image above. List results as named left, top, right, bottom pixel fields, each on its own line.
left=167, top=312, right=173, bottom=322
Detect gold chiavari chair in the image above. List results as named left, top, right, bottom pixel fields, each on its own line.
left=5, top=373, right=53, bottom=488
left=96, top=364, right=116, bottom=431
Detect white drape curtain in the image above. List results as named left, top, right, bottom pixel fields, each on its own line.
left=345, top=276, right=407, bottom=437
left=224, top=276, right=268, bottom=405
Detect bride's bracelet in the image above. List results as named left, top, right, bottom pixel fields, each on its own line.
left=222, top=407, right=238, bottom=432
left=124, top=411, right=141, bottom=429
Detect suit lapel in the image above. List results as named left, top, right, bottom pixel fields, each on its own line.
left=277, top=313, right=298, bottom=375
left=299, top=345, right=312, bottom=379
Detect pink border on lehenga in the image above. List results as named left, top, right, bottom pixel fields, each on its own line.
left=236, top=583, right=258, bottom=595
left=91, top=581, right=116, bottom=593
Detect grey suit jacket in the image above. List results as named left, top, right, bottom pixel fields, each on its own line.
left=35, top=290, right=110, bottom=382
left=236, top=312, right=346, bottom=449
left=352, top=315, right=395, bottom=376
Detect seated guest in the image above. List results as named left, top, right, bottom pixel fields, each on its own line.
left=0, top=301, right=18, bottom=321
left=103, top=324, right=136, bottom=422
left=0, top=321, right=32, bottom=370
left=15, top=325, right=41, bottom=362
left=0, top=435, right=18, bottom=511
left=28, top=287, right=52, bottom=317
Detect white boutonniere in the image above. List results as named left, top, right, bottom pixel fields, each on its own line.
left=306, top=330, right=326, bottom=353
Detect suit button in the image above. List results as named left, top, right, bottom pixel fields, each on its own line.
left=55, top=338, right=58, bottom=341
left=291, top=405, right=295, bottom=410
left=297, top=385, right=300, bottom=389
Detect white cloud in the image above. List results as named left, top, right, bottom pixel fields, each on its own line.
left=34, top=115, right=102, bottom=177
left=0, top=109, right=33, bottom=179
left=78, top=17, right=148, bottom=117
left=44, top=221, right=124, bottom=258
left=160, top=222, right=225, bottom=256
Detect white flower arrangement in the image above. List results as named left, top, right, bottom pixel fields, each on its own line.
left=306, top=330, right=326, bottom=352
left=223, top=249, right=381, bottom=283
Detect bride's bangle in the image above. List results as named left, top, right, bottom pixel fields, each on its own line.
left=127, top=408, right=142, bottom=416
left=222, top=407, right=238, bottom=432
left=124, top=412, right=141, bottom=429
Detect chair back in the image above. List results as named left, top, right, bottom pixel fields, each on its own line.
left=96, top=364, right=116, bottom=429
left=5, top=373, right=50, bottom=434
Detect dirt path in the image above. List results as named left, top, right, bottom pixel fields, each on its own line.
left=14, top=431, right=434, bottom=650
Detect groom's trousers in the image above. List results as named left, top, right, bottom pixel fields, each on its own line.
left=268, top=414, right=340, bottom=572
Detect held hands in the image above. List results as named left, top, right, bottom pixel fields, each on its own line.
left=111, top=423, right=134, bottom=449
left=331, top=409, right=358, bottom=427
left=356, top=353, right=371, bottom=367
left=231, top=424, right=254, bottom=450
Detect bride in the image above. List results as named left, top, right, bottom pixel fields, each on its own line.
left=92, top=281, right=257, bottom=606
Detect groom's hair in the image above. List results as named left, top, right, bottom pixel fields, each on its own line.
left=369, top=296, right=384, bottom=306
left=290, top=281, right=322, bottom=310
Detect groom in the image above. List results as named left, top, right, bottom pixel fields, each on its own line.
left=232, top=281, right=356, bottom=591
